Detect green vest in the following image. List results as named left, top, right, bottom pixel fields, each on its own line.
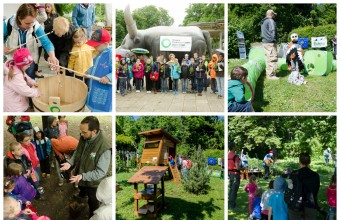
left=74, top=131, right=111, bottom=187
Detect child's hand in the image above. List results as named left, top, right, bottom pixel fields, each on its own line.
left=59, top=154, right=65, bottom=160
left=18, top=199, right=22, bottom=204
left=4, top=46, right=13, bottom=55
left=99, top=76, right=110, bottom=84
left=26, top=201, right=31, bottom=206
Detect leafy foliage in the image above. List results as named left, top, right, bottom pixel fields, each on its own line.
left=228, top=116, right=336, bottom=158
left=182, top=4, right=224, bottom=25
left=116, top=116, right=224, bottom=157
left=203, top=149, right=224, bottom=159
left=289, top=24, right=336, bottom=51
left=182, top=146, right=211, bottom=194
left=115, top=6, right=174, bottom=46
left=228, top=4, right=336, bottom=58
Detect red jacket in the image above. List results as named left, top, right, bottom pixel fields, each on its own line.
left=326, top=185, right=336, bottom=207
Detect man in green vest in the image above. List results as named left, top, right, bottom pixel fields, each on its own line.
left=61, top=116, right=111, bottom=218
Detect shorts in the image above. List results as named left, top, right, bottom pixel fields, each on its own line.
left=228, top=101, right=252, bottom=112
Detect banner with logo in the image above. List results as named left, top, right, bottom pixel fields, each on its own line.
left=160, top=36, right=192, bottom=51
left=311, top=36, right=327, bottom=48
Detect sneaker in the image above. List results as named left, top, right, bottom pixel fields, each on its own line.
left=147, top=91, right=151, bottom=94
left=136, top=90, right=140, bottom=93
left=198, top=93, right=202, bottom=96
left=266, top=75, right=279, bottom=80
left=58, top=180, right=64, bottom=186
left=42, top=173, right=46, bottom=178
left=74, top=183, right=79, bottom=189
left=46, top=174, right=50, bottom=178
left=51, top=163, right=55, bottom=168
left=38, top=187, right=45, bottom=194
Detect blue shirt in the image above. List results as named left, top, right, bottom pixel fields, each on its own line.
left=72, top=4, right=95, bottom=28
left=268, top=192, right=288, bottom=220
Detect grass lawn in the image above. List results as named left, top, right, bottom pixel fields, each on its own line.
left=228, top=156, right=335, bottom=220
left=228, top=59, right=336, bottom=112
left=116, top=169, right=224, bottom=220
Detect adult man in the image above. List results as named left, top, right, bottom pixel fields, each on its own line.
left=263, top=150, right=273, bottom=180
left=323, top=147, right=331, bottom=166
left=240, top=153, right=249, bottom=181
left=261, top=9, right=278, bottom=80
left=288, top=153, right=320, bottom=220
left=228, top=142, right=241, bottom=209
left=61, top=116, right=111, bottom=218
left=72, top=4, right=95, bottom=39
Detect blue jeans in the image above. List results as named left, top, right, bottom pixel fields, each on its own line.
left=196, top=78, right=203, bottom=93
left=182, top=78, right=188, bottom=92
left=190, top=76, right=196, bottom=91
left=160, top=78, right=168, bottom=92
left=328, top=206, right=336, bottom=220
left=26, top=62, right=36, bottom=80
left=228, top=101, right=252, bottom=112
left=228, top=173, right=240, bottom=208
left=135, top=78, right=142, bottom=90
left=216, top=76, right=224, bottom=96
left=119, top=77, right=127, bottom=95
left=173, top=79, right=179, bottom=92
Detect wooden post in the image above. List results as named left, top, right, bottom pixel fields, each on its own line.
left=153, top=184, right=157, bottom=214
left=161, top=177, right=165, bottom=206
left=134, top=183, right=138, bottom=216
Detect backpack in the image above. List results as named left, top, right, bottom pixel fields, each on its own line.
left=284, top=171, right=304, bottom=211
left=228, top=154, right=241, bottom=171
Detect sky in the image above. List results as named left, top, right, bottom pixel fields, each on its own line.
left=115, top=1, right=190, bottom=27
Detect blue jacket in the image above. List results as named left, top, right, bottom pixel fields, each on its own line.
left=72, top=4, right=95, bottom=29
left=171, top=63, right=181, bottom=79
left=87, top=47, right=112, bottom=112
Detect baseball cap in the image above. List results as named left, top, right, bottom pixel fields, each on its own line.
left=267, top=9, right=277, bottom=15
left=87, top=29, right=111, bottom=47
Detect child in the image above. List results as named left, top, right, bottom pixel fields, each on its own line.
left=286, top=33, right=307, bottom=85
left=132, top=58, right=144, bottom=93
left=151, top=56, right=161, bottom=94
left=228, top=66, right=254, bottom=112
left=32, top=127, right=52, bottom=178
left=68, top=27, right=95, bottom=81
left=58, top=116, right=69, bottom=137
left=126, top=58, right=133, bottom=93
left=326, top=175, right=336, bottom=220
left=245, top=175, right=258, bottom=216
left=188, top=58, right=196, bottom=93
left=17, top=133, right=40, bottom=183
left=44, top=116, right=59, bottom=140
left=268, top=177, right=288, bottom=220
left=4, top=48, right=40, bottom=112
left=118, top=58, right=128, bottom=96
left=85, top=28, right=112, bottom=112
left=181, top=59, right=189, bottom=93
left=4, top=177, right=22, bottom=203
left=252, top=188, right=263, bottom=220
left=144, top=58, right=153, bottom=94
left=4, top=196, right=50, bottom=220
left=195, top=57, right=206, bottom=96
left=260, top=180, right=275, bottom=219
left=159, top=58, right=170, bottom=93
left=208, top=54, right=218, bottom=94
left=7, top=163, right=36, bottom=205
left=170, top=58, right=181, bottom=95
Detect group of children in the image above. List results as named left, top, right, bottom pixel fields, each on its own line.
left=4, top=3, right=112, bottom=112
left=116, top=52, right=225, bottom=98
left=3, top=116, right=70, bottom=219
left=243, top=174, right=336, bottom=220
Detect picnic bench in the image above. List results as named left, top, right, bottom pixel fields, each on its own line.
left=127, top=166, right=168, bottom=218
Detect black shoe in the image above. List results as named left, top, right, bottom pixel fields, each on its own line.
left=35, top=75, right=44, bottom=78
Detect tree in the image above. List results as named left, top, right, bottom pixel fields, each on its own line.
left=182, top=4, right=224, bottom=26
left=182, top=145, right=210, bottom=194
left=115, top=5, right=174, bottom=47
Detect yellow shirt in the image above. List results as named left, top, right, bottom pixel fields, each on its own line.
left=68, top=44, right=97, bottom=77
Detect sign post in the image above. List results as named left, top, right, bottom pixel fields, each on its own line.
left=237, top=31, right=247, bottom=59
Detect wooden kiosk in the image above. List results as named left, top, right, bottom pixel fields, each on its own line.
left=138, top=128, right=181, bottom=183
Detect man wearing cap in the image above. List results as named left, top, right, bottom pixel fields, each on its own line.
left=261, top=9, right=279, bottom=80
left=263, top=150, right=274, bottom=180
left=84, top=28, right=112, bottom=112
left=228, top=142, right=241, bottom=209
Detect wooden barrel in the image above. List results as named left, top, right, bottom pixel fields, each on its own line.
left=32, top=75, right=88, bottom=112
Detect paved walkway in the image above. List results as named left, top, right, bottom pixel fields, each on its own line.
left=116, top=88, right=224, bottom=112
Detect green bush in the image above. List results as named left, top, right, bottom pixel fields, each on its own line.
left=208, top=165, right=222, bottom=171
left=203, top=149, right=224, bottom=159
left=289, top=24, right=336, bottom=51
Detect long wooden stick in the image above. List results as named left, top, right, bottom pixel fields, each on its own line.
left=9, top=31, right=53, bottom=52
left=46, top=62, right=112, bottom=85
left=69, top=48, right=96, bottom=54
